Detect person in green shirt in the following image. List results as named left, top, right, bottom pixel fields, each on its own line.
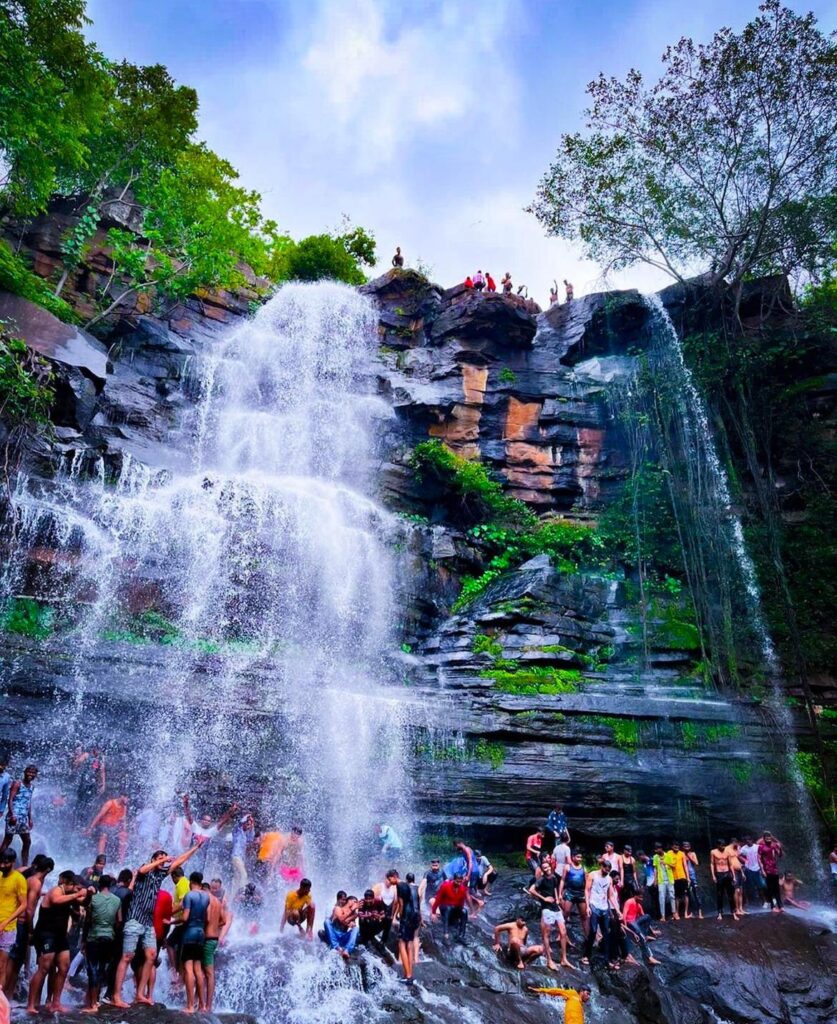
left=652, top=843, right=677, bottom=920
left=83, top=874, right=121, bottom=1012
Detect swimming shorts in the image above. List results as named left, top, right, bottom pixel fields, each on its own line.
left=34, top=929, right=69, bottom=957
left=181, top=941, right=204, bottom=963
left=398, top=914, right=420, bottom=943
left=541, top=908, right=565, bottom=927
left=202, top=938, right=219, bottom=967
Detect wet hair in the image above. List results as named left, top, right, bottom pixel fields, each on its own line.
left=27, top=856, right=54, bottom=877
left=171, top=866, right=184, bottom=880
left=336, top=890, right=347, bottom=900
left=291, top=826, right=303, bottom=835
left=386, top=869, right=399, bottom=880
left=201, top=883, right=211, bottom=891
left=94, top=855, right=107, bottom=865
left=0, top=850, right=15, bottom=863
left=151, top=850, right=167, bottom=860
left=406, top=872, right=415, bottom=883
left=364, top=889, right=374, bottom=899
left=99, top=874, right=115, bottom=889
left=58, top=870, right=76, bottom=884
left=118, top=869, right=133, bottom=885
left=24, top=765, right=38, bottom=774
left=299, top=878, right=311, bottom=889
left=189, top=871, right=203, bottom=885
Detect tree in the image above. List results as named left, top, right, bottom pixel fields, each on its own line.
left=0, top=0, right=110, bottom=216
left=278, top=225, right=376, bottom=285
left=529, top=1, right=837, bottom=290
left=85, top=145, right=283, bottom=328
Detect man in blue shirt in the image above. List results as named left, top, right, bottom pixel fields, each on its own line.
left=544, top=803, right=569, bottom=854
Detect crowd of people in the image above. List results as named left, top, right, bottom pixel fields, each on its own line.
left=0, top=751, right=828, bottom=1019
left=389, top=245, right=574, bottom=310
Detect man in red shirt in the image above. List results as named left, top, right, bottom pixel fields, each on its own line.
left=758, top=832, right=784, bottom=912
left=486, top=272, right=497, bottom=293
left=431, top=874, right=468, bottom=943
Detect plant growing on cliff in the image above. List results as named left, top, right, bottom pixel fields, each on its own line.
left=0, top=243, right=78, bottom=323
left=410, top=440, right=533, bottom=527
left=0, top=322, right=53, bottom=426
left=529, top=1, right=837, bottom=291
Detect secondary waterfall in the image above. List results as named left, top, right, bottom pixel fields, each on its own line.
left=644, top=295, right=824, bottom=876
left=3, top=282, right=409, bottom=882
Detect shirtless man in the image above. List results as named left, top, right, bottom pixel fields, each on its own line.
left=200, top=881, right=228, bottom=1011
left=779, top=873, right=810, bottom=910
left=87, top=795, right=129, bottom=863
left=3, top=855, right=53, bottom=998
left=501, top=272, right=513, bottom=294
left=563, top=280, right=574, bottom=302
left=549, top=281, right=559, bottom=306
left=493, top=918, right=544, bottom=969
left=324, top=892, right=359, bottom=960
left=273, top=827, right=305, bottom=886
left=280, top=878, right=315, bottom=939
left=391, top=247, right=404, bottom=268
left=710, top=839, right=739, bottom=920
left=26, top=871, right=88, bottom=1014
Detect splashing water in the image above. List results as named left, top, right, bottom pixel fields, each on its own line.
left=644, top=295, right=825, bottom=877
left=3, top=280, right=411, bottom=888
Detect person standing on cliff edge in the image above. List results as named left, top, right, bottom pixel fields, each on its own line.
left=392, top=247, right=404, bottom=268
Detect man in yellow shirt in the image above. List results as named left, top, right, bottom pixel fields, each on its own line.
left=0, top=851, right=27, bottom=987
left=652, top=842, right=677, bottom=920
left=529, top=987, right=591, bottom=1023
left=280, top=878, right=315, bottom=940
left=165, top=865, right=191, bottom=975
left=671, top=842, right=690, bottom=920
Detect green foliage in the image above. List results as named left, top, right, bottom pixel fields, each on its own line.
left=579, top=715, right=641, bottom=753
left=484, top=664, right=582, bottom=695
left=680, top=721, right=740, bottom=750
left=728, top=761, right=753, bottom=784
left=650, top=618, right=701, bottom=651
left=0, top=243, right=78, bottom=323
left=104, top=609, right=181, bottom=645
left=1, top=596, right=54, bottom=639
left=472, top=739, right=506, bottom=770
left=472, top=634, right=502, bottom=657
left=410, top=440, right=532, bottom=528
left=275, top=224, right=376, bottom=286
left=0, top=322, right=54, bottom=425
left=412, top=735, right=505, bottom=771
left=529, top=1, right=837, bottom=287
left=452, top=517, right=604, bottom=612
left=499, top=367, right=517, bottom=384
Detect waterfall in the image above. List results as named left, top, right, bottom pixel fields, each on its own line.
left=2, top=281, right=410, bottom=883
left=644, top=295, right=824, bottom=875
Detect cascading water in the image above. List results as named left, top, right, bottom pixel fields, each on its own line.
left=643, top=295, right=824, bottom=877
left=2, top=281, right=413, bottom=919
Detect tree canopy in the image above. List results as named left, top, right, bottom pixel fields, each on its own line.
left=0, top=1, right=374, bottom=326
left=529, top=1, right=837, bottom=289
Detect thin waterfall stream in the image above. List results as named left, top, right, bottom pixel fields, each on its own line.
left=644, top=295, right=825, bottom=879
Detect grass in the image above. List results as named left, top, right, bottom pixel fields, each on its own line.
left=1, top=597, right=54, bottom=639
left=484, top=665, right=582, bottom=695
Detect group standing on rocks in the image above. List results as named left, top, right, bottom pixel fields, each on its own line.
left=0, top=750, right=822, bottom=1020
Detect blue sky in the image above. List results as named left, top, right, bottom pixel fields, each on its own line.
left=86, top=0, right=837, bottom=302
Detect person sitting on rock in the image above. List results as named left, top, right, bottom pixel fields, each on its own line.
left=529, top=986, right=591, bottom=1023
left=493, top=917, right=544, bottom=970
left=473, top=270, right=485, bottom=291
left=464, top=276, right=474, bottom=289
left=391, top=246, right=404, bottom=268
left=324, top=891, right=359, bottom=960
left=501, top=272, right=513, bottom=294
left=486, top=272, right=497, bottom=293
left=779, top=872, right=810, bottom=910
left=564, top=279, right=574, bottom=302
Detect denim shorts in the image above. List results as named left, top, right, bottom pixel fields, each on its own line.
left=122, top=919, right=156, bottom=956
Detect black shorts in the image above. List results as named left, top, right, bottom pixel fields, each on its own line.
left=34, top=929, right=69, bottom=957
left=565, top=890, right=585, bottom=905
left=9, top=920, right=28, bottom=965
left=166, top=924, right=185, bottom=949
left=181, top=941, right=205, bottom=962
left=85, top=939, right=116, bottom=986
left=674, top=879, right=689, bottom=898
left=398, top=915, right=420, bottom=943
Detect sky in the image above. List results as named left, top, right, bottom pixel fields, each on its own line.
left=85, top=0, right=837, bottom=303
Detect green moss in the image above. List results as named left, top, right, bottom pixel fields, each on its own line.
left=484, top=664, right=582, bottom=695
left=499, top=367, right=517, bottom=384
left=728, top=761, right=753, bottom=783
left=2, top=597, right=54, bottom=639
left=680, top=721, right=741, bottom=750
left=413, top=736, right=505, bottom=771
left=651, top=618, right=701, bottom=651
left=472, top=739, right=506, bottom=770
left=472, top=633, right=502, bottom=657
left=578, top=714, right=641, bottom=753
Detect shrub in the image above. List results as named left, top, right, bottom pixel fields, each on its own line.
left=1, top=597, right=54, bottom=639
left=0, top=244, right=78, bottom=323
